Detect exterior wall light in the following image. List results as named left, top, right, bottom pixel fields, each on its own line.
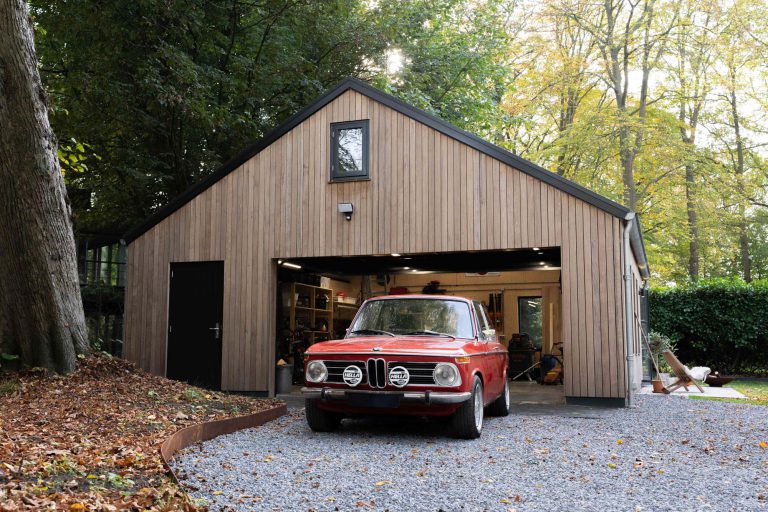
left=337, top=202, right=354, bottom=221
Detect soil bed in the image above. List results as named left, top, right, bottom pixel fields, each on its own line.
left=0, top=353, right=279, bottom=511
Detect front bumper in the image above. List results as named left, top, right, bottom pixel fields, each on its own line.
left=301, top=387, right=471, bottom=405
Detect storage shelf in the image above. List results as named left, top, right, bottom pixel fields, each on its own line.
left=292, top=305, right=331, bottom=313
left=284, top=282, right=334, bottom=345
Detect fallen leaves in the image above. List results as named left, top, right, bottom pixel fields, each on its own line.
left=759, top=441, right=767, bottom=449
left=0, top=353, right=279, bottom=511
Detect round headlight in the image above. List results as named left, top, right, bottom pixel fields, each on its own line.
left=433, top=363, right=460, bottom=386
left=306, top=360, right=328, bottom=383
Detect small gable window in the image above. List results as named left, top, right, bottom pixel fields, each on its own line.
left=330, top=120, right=369, bottom=182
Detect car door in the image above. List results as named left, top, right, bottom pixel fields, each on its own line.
left=472, top=301, right=499, bottom=402
left=480, top=302, right=507, bottom=395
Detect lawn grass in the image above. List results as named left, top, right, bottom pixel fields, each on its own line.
left=689, top=379, right=768, bottom=406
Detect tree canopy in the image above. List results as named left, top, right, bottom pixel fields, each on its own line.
left=32, top=0, right=768, bottom=284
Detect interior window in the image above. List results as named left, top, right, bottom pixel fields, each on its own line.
left=331, top=120, right=369, bottom=181
left=518, top=296, right=543, bottom=349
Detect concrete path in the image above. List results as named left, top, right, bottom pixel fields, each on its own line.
left=638, top=384, right=746, bottom=399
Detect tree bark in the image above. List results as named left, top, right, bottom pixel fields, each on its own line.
left=728, top=73, right=751, bottom=282
left=684, top=163, right=700, bottom=279
left=0, top=0, right=89, bottom=373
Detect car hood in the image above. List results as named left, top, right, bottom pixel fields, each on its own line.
left=306, top=336, right=471, bottom=357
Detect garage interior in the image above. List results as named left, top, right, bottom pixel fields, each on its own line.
left=274, top=248, right=566, bottom=404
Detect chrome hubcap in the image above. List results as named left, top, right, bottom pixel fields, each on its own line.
left=474, top=384, right=483, bottom=431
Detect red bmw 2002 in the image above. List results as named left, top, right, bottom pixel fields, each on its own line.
left=302, top=295, right=509, bottom=438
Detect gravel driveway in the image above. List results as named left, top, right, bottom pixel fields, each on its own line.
left=171, top=395, right=768, bottom=511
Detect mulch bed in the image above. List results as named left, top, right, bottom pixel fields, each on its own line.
left=0, top=353, right=280, bottom=511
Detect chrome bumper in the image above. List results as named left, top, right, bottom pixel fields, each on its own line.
left=301, top=387, right=471, bottom=405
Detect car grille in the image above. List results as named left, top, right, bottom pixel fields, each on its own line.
left=323, top=361, right=366, bottom=384
left=321, top=360, right=440, bottom=387
left=367, top=358, right=387, bottom=388
left=388, top=361, right=438, bottom=385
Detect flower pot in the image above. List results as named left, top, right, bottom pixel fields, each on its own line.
left=652, top=379, right=665, bottom=393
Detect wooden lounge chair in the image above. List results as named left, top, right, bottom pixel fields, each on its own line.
left=662, top=350, right=711, bottom=394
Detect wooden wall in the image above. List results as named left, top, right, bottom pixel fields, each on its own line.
left=124, top=89, right=629, bottom=399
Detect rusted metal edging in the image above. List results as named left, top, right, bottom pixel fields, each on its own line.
left=160, top=403, right=288, bottom=483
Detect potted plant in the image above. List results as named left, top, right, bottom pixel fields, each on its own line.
left=646, top=332, right=676, bottom=393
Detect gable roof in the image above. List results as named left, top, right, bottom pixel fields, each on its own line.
left=123, top=77, right=648, bottom=276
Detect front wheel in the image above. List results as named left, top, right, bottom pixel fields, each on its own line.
left=452, top=376, right=484, bottom=439
left=305, top=399, right=342, bottom=432
left=487, top=378, right=510, bottom=416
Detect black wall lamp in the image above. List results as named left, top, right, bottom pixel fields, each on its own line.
left=338, top=202, right=354, bottom=221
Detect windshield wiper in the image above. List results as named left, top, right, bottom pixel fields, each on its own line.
left=349, top=329, right=396, bottom=337
left=404, top=330, right=456, bottom=340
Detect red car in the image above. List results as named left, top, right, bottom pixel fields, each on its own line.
left=302, top=295, right=509, bottom=438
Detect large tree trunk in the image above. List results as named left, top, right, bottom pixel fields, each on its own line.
left=684, top=163, right=700, bottom=280
left=0, top=0, right=89, bottom=373
left=728, top=75, right=751, bottom=283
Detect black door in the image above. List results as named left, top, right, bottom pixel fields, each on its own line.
left=167, top=261, right=224, bottom=390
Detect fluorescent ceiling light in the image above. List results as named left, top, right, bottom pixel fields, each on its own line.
left=282, top=262, right=302, bottom=269
left=532, top=247, right=540, bottom=251
left=391, top=253, right=401, bottom=257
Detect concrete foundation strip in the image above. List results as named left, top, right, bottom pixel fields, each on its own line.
left=160, top=403, right=288, bottom=484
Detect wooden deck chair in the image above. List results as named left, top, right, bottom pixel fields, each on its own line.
left=662, top=350, right=710, bottom=394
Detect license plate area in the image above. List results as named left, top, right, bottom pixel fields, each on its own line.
left=348, top=392, right=401, bottom=408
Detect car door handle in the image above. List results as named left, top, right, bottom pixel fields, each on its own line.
left=209, top=322, right=221, bottom=340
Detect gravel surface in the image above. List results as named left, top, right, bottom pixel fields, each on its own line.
left=171, top=395, right=768, bottom=511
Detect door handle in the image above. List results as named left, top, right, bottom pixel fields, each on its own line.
left=209, top=322, right=221, bottom=340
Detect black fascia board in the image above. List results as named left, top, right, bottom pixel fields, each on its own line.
left=124, top=77, right=632, bottom=244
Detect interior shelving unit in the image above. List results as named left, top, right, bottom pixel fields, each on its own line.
left=285, top=282, right=334, bottom=346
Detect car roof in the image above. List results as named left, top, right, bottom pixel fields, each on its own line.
left=366, top=294, right=473, bottom=303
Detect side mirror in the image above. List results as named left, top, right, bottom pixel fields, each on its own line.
left=482, top=329, right=496, bottom=340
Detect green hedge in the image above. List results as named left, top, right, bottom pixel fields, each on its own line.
left=649, top=279, right=768, bottom=376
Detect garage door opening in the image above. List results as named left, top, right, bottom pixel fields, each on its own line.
left=274, top=248, right=565, bottom=406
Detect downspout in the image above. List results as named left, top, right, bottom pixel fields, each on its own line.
left=623, top=214, right=636, bottom=408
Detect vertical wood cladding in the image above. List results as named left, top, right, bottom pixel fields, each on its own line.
left=125, top=90, right=629, bottom=398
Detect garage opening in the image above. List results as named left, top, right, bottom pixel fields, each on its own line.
left=274, top=248, right=565, bottom=406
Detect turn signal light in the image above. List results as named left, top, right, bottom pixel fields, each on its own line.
left=454, top=356, right=471, bottom=364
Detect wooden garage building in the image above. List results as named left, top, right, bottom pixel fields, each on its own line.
left=123, top=78, right=650, bottom=406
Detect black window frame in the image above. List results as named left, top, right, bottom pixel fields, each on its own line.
left=330, top=119, right=370, bottom=182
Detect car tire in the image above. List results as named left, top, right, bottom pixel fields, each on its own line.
left=305, top=399, right=342, bottom=432
left=487, top=377, right=510, bottom=417
left=452, top=376, right=484, bottom=439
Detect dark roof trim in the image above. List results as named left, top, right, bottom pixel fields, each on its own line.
left=124, top=77, right=632, bottom=244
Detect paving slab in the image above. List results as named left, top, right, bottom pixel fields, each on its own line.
left=638, top=384, right=746, bottom=399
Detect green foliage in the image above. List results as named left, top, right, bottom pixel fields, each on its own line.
left=106, top=472, right=135, bottom=489
left=181, top=388, right=202, bottom=402
left=647, top=332, right=676, bottom=375
left=32, top=0, right=390, bottom=233
left=649, top=279, right=768, bottom=374
left=0, top=379, right=19, bottom=396
left=373, top=0, right=516, bottom=141
left=27, top=0, right=768, bottom=285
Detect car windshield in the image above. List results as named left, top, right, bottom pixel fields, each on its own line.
left=347, top=298, right=474, bottom=339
